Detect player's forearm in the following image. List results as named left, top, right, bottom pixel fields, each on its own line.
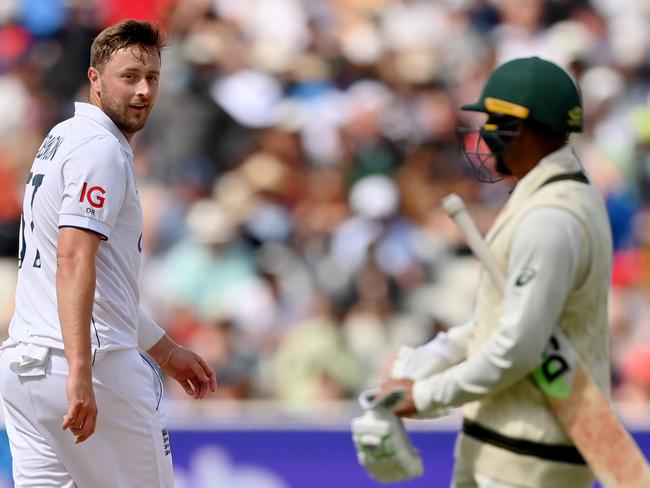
left=56, top=253, right=96, bottom=372
left=146, top=334, right=180, bottom=367
left=412, top=326, right=544, bottom=411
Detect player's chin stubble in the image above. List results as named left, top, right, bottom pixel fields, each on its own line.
left=100, top=91, right=149, bottom=136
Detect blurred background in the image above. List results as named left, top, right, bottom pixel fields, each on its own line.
left=1, top=0, right=650, bottom=486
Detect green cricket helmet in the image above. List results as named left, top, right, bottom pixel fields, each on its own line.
left=458, top=57, right=583, bottom=182
left=461, top=56, right=583, bottom=133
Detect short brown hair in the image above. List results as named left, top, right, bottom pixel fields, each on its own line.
left=90, top=19, right=167, bottom=70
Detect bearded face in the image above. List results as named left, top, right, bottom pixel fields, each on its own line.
left=90, top=46, right=160, bottom=140
left=99, top=80, right=151, bottom=134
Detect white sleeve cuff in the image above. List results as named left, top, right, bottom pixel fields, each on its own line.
left=137, top=308, right=166, bottom=351
left=413, top=375, right=444, bottom=413
left=59, top=214, right=112, bottom=240
left=413, top=378, right=432, bottom=412
left=412, top=368, right=467, bottom=413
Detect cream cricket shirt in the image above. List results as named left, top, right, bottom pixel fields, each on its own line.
left=9, top=102, right=164, bottom=353
left=413, top=146, right=604, bottom=412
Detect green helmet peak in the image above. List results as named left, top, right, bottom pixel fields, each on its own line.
left=461, top=57, right=583, bottom=133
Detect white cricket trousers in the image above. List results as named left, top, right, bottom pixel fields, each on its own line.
left=0, top=343, right=174, bottom=487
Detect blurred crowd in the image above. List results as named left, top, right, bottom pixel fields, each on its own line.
left=1, top=0, right=650, bottom=417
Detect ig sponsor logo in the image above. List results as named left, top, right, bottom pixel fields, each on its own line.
left=79, top=182, right=106, bottom=209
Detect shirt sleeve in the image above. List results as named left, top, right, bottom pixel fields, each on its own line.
left=413, top=206, right=584, bottom=412
left=137, top=308, right=166, bottom=351
left=58, top=136, right=127, bottom=240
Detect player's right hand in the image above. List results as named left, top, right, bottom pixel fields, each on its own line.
left=62, top=369, right=98, bottom=444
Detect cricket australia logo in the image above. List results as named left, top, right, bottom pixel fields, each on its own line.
left=515, top=267, right=537, bottom=286
left=161, top=427, right=170, bottom=456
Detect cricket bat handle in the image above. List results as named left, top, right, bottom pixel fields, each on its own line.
left=441, top=193, right=506, bottom=291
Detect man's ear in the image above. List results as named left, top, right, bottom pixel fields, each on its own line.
left=88, top=67, right=100, bottom=96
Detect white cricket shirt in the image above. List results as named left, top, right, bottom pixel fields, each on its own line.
left=9, top=102, right=164, bottom=353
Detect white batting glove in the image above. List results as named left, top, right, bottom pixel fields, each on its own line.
left=391, top=344, right=450, bottom=381
left=391, top=322, right=473, bottom=381
left=351, top=388, right=424, bottom=483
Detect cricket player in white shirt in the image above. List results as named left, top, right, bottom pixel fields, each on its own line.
left=0, top=20, right=217, bottom=487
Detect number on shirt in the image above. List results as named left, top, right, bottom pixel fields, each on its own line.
left=18, top=172, right=45, bottom=269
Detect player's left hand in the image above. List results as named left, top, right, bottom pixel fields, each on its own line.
left=381, top=378, right=417, bottom=417
left=161, top=349, right=217, bottom=399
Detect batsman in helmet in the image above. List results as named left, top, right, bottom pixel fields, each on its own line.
left=379, top=57, right=613, bottom=487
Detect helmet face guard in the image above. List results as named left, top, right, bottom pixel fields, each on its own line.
left=458, top=117, right=521, bottom=183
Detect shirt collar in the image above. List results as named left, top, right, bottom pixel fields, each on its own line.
left=74, top=102, right=133, bottom=157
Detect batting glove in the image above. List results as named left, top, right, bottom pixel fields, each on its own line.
left=351, top=388, right=424, bottom=483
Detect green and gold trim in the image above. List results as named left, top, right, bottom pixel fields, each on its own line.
left=567, top=106, right=583, bottom=127
left=484, top=97, right=530, bottom=119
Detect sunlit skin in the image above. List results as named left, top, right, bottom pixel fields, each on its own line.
left=381, top=378, right=417, bottom=417
left=87, top=46, right=160, bottom=142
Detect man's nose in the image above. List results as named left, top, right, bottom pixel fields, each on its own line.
left=135, top=78, right=150, bottom=97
